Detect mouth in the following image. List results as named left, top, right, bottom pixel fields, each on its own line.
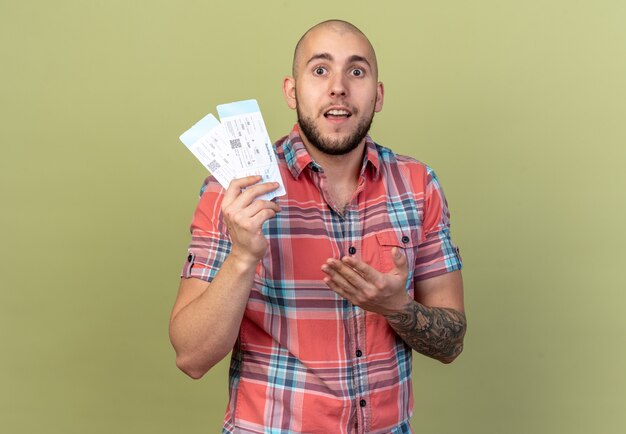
left=323, top=108, right=352, bottom=119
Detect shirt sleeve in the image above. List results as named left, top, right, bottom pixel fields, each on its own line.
left=413, top=166, right=462, bottom=281
left=180, top=177, right=231, bottom=282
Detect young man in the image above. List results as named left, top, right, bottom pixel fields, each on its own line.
left=170, top=20, right=466, bottom=434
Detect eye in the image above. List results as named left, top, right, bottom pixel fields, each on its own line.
left=314, top=66, right=327, bottom=76
left=351, top=68, right=364, bottom=77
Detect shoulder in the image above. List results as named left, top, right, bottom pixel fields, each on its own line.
left=198, top=175, right=225, bottom=197
left=193, top=175, right=227, bottom=223
left=375, top=142, right=430, bottom=171
left=374, top=142, right=433, bottom=188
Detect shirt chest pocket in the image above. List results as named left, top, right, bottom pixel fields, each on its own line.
left=373, top=230, right=418, bottom=277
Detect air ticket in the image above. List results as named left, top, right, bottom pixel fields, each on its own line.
left=179, top=113, right=234, bottom=188
left=179, top=100, right=285, bottom=200
left=216, top=100, right=286, bottom=199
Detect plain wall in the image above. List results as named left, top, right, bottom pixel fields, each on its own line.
left=1, top=0, right=625, bottom=433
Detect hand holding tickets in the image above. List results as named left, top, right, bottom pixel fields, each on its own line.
left=179, top=99, right=286, bottom=201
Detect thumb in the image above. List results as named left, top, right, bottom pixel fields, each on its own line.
left=391, top=247, right=408, bottom=276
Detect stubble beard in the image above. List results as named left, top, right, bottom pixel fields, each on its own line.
left=296, top=105, right=375, bottom=156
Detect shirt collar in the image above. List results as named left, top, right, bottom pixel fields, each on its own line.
left=278, top=124, right=381, bottom=181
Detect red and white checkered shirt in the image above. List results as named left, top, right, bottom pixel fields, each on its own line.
left=182, top=125, right=462, bottom=433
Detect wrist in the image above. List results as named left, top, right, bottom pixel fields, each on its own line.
left=228, top=247, right=262, bottom=272
left=381, top=293, right=414, bottom=317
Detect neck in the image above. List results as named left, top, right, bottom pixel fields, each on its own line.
left=300, top=137, right=366, bottom=212
left=303, top=139, right=365, bottom=184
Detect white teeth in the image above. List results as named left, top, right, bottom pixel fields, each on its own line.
left=326, top=109, right=350, bottom=116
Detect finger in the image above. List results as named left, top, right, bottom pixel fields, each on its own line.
left=247, top=207, right=279, bottom=229
left=328, top=258, right=371, bottom=289
left=227, top=199, right=280, bottom=233
left=230, top=195, right=280, bottom=231
left=340, top=256, right=381, bottom=283
left=323, top=276, right=351, bottom=300
left=322, top=271, right=356, bottom=303
left=222, top=176, right=263, bottom=207
left=390, top=247, right=409, bottom=278
left=238, top=199, right=281, bottom=220
left=223, top=182, right=280, bottom=221
left=233, top=181, right=281, bottom=208
left=321, top=261, right=357, bottom=295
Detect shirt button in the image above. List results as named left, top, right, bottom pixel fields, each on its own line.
left=187, top=254, right=193, bottom=262
left=401, top=235, right=410, bottom=244
left=356, top=350, right=362, bottom=357
left=360, top=399, right=367, bottom=407
left=311, top=164, right=319, bottom=172
left=348, top=246, right=356, bottom=255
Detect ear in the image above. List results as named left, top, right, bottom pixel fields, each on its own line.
left=282, top=76, right=297, bottom=110
left=374, top=81, right=384, bottom=112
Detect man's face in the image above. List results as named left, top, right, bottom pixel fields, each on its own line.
left=284, top=27, right=384, bottom=156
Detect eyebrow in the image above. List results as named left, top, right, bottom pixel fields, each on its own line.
left=305, top=53, right=372, bottom=68
left=306, top=52, right=333, bottom=65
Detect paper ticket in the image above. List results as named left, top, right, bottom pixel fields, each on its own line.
left=179, top=100, right=285, bottom=200
left=179, top=113, right=235, bottom=188
left=217, top=100, right=286, bottom=199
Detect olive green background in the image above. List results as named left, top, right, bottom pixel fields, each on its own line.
left=2, top=0, right=625, bottom=433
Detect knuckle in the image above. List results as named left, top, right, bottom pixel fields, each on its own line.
left=248, top=201, right=261, bottom=214
left=229, top=179, right=243, bottom=190
left=233, top=214, right=247, bottom=228
left=373, top=279, right=386, bottom=291
left=362, top=286, right=374, bottom=298
left=240, top=220, right=253, bottom=232
left=355, top=292, right=367, bottom=304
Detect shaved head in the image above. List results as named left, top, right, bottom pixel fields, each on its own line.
left=292, top=20, right=378, bottom=79
left=282, top=19, right=384, bottom=157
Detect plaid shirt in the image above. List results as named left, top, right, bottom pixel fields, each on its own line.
left=182, top=125, right=462, bottom=434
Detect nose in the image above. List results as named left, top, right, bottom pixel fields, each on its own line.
left=329, top=74, right=347, bottom=97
